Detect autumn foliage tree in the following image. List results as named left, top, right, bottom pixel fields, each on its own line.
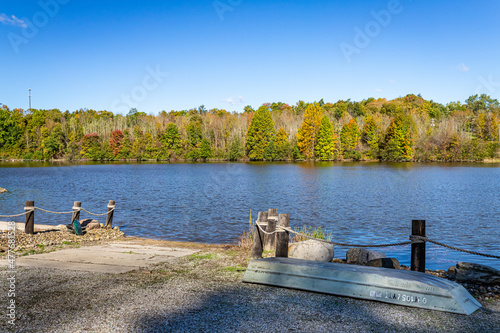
left=297, top=103, right=322, bottom=159
left=80, top=133, right=101, bottom=160
left=109, top=130, right=124, bottom=157
left=274, top=127, right=291, bottom=160
left=245, top=106, right=276, bottom=160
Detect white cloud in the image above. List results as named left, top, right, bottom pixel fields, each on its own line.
left=0, top=14, right=27, bottom=28
left=375, top=88, right=383, bottom=92
left=221, top=96, right=244, bottom=106
left=457, top=62, right=469, bottom=72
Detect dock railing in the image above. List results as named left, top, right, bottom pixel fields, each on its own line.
left=251, top=208, right=500, bottom=272
left=0, top=200, right=116, bottom=234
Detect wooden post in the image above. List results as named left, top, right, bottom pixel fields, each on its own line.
left=264, top=217, right=276, bottom=252
left=105, top=200, right=115, bottom=228
left=250, top=211, right=268, bottom=259
left=71, top=201, right=81, bottom=223
left=411, top=220, right=426, bottom=273
left=276, top=213, right=290, bottom=258
left=24, top=201, right=35, bottom=235
left=268, top=208, right=278, bottom=220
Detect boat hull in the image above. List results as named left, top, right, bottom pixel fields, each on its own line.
left=243, top=257, right=481, bottom=315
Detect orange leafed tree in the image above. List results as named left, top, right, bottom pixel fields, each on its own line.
left=297, top=103, right=322, bottom=159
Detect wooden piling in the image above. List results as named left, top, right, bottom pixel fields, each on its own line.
left=268, top=208, right=278, bottom=221
left=251, top=211, right=268, bottom=259
left=24, top=201, right=35, bottom=235
left=105, top=200, right=115, bottom=228
left=276, top=213, right=290, bottom=258
left=411, top=220, right=426, bottom=273
left=71, top=201, right=81, bottom=223
left=263, top=214, right=276, bottom=252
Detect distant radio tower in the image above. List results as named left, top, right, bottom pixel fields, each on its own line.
left=29, top=88, right=31, bottom=112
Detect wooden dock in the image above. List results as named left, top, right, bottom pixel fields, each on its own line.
left=243, top=257, right=482, bottom=315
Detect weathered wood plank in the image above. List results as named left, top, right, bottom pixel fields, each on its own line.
left=276, top=214, right=290, bottom=258
left=250, top=212, right=268, bottom=259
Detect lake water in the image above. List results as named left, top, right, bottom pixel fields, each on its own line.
left=1, top=161, right=499, bottom=270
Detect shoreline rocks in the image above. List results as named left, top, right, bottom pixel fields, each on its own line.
left=449, top=262, right=500, bottom=285
left=346, top=248, right=386, bottom=266
left=0, top=227, right=125, bottom=252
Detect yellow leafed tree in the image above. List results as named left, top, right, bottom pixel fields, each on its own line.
left=297, top=103, right=322, bottom=159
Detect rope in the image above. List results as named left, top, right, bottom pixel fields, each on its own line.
left=80, top=207, right=115, bottom=216
left=1, top=206, right=115, bottom=217
left=0, top=210, right=34, bottom=218
left=411, top=236, right=500, bottom=259
left=256, top=224, right=500, bottom=257
left=256, top=223, right=412, bottom=248
left=34, top=207, right=74, bottom=215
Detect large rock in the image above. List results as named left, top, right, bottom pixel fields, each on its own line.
left=80, top=219, right=100, bottom=230
left=367, top=258, right=401, bottom=269
left=346, top=248, right=386, bottom=265
left=288, top=240, right=334, bottom=262
left=0, top=187, right=8, bottom=194
left=451, top=262, right=500, bottom=285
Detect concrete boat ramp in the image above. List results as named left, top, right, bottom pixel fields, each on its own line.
left=1, top=242, right=198, bottom=274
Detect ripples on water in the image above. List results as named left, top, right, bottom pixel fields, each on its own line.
left=1, top=161, right=499, bottom=270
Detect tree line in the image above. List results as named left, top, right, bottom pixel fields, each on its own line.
left=0, top=94, right=498, bottom=162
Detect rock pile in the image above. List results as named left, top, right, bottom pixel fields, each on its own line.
left=0, top=225, right=125, bottom=252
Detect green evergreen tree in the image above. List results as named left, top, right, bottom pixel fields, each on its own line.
left=381, top=114, right=414, bottom=161
left=199, top=138, right=212, bottom=161
left=361, top=116, right=380, bottom=158
left=315, top=116, right=337, bottom=160
left=340, top=119, right=360, bottom=154
left=245, top=105, right=276, bottom=160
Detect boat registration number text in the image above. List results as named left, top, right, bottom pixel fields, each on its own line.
left=370, top=291, right=427, bottom=304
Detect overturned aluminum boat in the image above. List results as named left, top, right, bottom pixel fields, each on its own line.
left=243, top=257, right=481, bottom=315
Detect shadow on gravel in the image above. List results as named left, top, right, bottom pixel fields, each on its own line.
left=131, top=284, right=500, bottom=333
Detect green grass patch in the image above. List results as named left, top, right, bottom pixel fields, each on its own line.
left=223, top=265, right=246, bottom=273
left=20, top=249, right=37, bottom=256
left=189, top=253, right=217, bottom=260
left=124, top=251, right=136, bottom=254
left=291, top=225, right=332, bottom=243
left=36, top=244, right=45, bottom=250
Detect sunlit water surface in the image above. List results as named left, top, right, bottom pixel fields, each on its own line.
left=1, top=161, right=499, bottom=270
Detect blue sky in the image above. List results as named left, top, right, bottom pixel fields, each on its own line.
left=1, top=0, right=499, bottom=114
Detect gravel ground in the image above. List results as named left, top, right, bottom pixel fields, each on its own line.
left=1, top=241, right=499, bottom=333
